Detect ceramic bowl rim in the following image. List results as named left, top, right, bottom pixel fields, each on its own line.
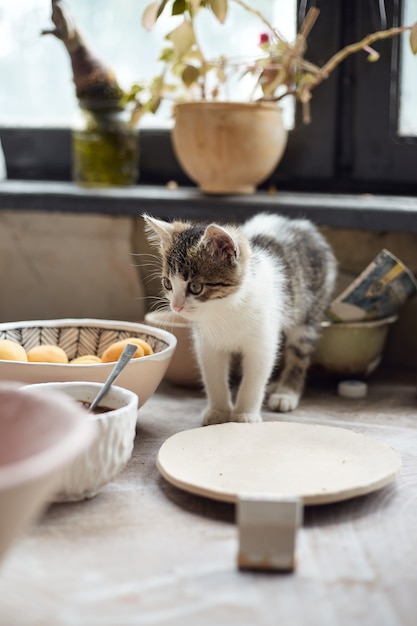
left=145, top=310, right=192, bottom=330
left=22, top=381, right=139, bottom=422
left=174, top=101, right=284, bottom=113
left=0, top=318, right=177, bottom=366
left=320, top=314, right=398, bottom=330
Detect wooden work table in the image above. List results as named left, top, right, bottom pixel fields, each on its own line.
left=0, top=377, right=416, bottom=625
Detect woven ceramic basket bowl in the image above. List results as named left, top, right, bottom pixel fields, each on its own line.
left=0, top=319, right=177, bottom=406
left=22, top=382, right=138, bottom=502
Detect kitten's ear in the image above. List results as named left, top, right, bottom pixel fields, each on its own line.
left=201, top=224, right=239, bottom=262
left=143, top=214, right=175, bottom=249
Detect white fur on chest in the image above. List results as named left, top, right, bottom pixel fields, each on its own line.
left=195, top=252, right=284, bottom=353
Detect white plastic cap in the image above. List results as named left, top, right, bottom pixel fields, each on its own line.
left=337, top=380, right=368, bottom=399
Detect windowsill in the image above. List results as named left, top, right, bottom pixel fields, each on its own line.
left=1, top=179, right=417, bottom=232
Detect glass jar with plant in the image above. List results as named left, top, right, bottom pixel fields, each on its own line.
left=42, top=0, right=139, bottom=187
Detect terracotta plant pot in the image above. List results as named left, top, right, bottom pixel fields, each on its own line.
left=171, top=102, right=288, bottom=194
left=144, top=310, right=201, bottom=387
left=313, top=315, right=398, bottom=377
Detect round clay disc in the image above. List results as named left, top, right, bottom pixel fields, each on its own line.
left=157, top=422, right=401, bottom=505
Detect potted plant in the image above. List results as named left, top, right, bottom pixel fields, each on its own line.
left=130, top=0, right=417, bottom=194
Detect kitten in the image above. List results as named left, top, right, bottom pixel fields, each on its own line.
left=144, top=212, right=337, bottom=425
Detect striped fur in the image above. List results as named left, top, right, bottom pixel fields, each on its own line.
left=144, top=213, right=337, bottom=424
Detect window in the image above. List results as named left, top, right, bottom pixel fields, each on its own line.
left=1, top=0, right=416, bottom=194
left=0, top=0, right=296, bottom=127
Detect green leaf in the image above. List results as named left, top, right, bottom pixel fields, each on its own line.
left=172, top=0, right=187, bottom=16
left=410, top=22, right=417, bottom=55
left=156, top=0, right=171, bottom=19
left=166, top=20, right=196, bottom=59
left=150, top=75, right=165, bottom=92
left=208, top=0, right=228, bottom=23
left=158, top=46, right=175, bottom=62
left=259, top=66, right=287, bottom=97
left=127, top=83, right=145, bottom=97
left=215, top=66, right=226, bottom=83
left=171, top=61, right=186, bottom=78
left=181, top=64, right=200, bottom=86
left=150, top=97, right=162, bottom=114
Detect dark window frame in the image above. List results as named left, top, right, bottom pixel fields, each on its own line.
left=352, top=0, right=417, bottom=187
left=1, top=0, right=416, bottom=196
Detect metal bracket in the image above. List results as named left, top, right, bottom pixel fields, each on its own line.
left=237, top=494, right=303, bottom=571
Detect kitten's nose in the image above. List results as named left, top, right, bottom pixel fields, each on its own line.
left=172, top=304, right=184, bottom=313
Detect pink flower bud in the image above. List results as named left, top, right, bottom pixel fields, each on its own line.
left=259, top=33, right=269, bottom=45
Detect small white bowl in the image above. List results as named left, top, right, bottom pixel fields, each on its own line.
left=22, top=382, right=138, bottom=502
left=0, top=318, right=177, bottom=407
left=0, top=382, right=96, bottom=562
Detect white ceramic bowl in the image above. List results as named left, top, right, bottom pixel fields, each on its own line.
left=313, top=315, right=398, bottom=377
left=144, top=310, right=201, bottom=387
left=0, top=318, right=177, bottom=407
left=0, top=383, right=96, bottom=562
left=23, top=382, right=139, bottom=502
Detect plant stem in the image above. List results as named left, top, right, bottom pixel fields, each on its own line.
left=230, top=0, right=287, bottom=43
left=187, top=10, right=209, bottom=99
left=293, top=23, right=413, bottom=122
left=298, top=7, right=319, bottom=39
left=315, top=24, right=410, bottom=84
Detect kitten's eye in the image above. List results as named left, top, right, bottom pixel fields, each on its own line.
left=188, top=281, right=204, bottom=295
left=162, top=277, right=172, bottom=291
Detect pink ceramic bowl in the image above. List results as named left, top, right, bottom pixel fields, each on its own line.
left=0, top=383, right=96, bottom=563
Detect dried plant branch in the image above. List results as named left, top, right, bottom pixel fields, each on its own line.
left=298, top=6, right=320, bottom=39
left=42, top=0, right=122, bottom=103
left=312, top=24, right=412, bottom=87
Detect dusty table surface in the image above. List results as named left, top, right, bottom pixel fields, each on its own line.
left=0, top=377, right=416, bottom=626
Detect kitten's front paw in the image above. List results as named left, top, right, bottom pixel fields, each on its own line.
left=202, top=409, right=233, bottom=426
left=267, top=390, right=300, bottom=413
left=232, top=412, right=263, bottom=424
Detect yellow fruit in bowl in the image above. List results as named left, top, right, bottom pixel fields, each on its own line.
left=124, top=337, right=154, bottom=356
left=101, top=337, right=151, bottom=363
left=0, top=339, right=28, bottom=362
left=26, top=344, right=69, bottom=364
left=70, top=355, right=102, bottom=364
